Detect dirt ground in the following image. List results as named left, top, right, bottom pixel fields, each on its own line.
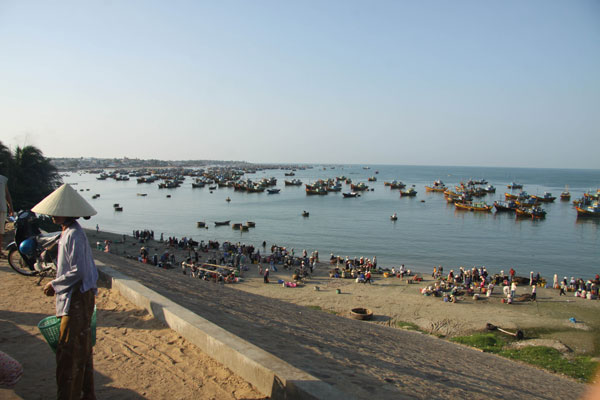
left=0, top=260, right=264, bottom=399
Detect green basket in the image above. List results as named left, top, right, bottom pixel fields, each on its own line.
left=38, top=306, right=97, bottom=353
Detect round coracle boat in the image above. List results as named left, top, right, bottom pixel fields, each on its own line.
left=350, top=308, right=373, bottom=320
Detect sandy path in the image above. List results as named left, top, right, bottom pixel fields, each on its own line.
left=0, top=261, right=263, bottom=399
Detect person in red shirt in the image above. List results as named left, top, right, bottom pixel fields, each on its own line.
left=365, top=270, right=373, bottom=284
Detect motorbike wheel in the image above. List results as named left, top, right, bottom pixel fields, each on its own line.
left=8, top=249, right=37, bottom=276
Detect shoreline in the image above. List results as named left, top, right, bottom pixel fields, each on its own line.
left=88, top=228, right=600, bottom=354
left=84, top=227, right=594, bottom=283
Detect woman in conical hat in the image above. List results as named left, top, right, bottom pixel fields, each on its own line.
left=33, top=184, right=98, bottom=399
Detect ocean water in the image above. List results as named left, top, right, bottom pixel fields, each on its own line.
left=65, top=165, right=599, bottom=279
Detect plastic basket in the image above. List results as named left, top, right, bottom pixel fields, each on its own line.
left=38, top=306, right=97, bottom=353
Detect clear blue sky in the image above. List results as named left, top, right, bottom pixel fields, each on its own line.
left=1, top=1, right=598, bottom=168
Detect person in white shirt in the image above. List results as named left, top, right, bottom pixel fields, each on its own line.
left=32, top=183, right=98, bottom=400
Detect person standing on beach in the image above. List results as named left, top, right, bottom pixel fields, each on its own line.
left=559, top=282, right=567, bottom=296
left=511, top=281, right=517, bottom=298
left=0, top=174, right=14, bottom=258
left=32, top=183, right=98, bottom=400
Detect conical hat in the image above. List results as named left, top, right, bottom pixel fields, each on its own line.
left=31, top=183, right=97, bottom=217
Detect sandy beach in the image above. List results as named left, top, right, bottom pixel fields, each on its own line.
left=91, top=229, right=600, bottom=352
left=0, top=250, right=264, bottom=399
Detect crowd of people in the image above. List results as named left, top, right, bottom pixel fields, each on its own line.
left=108, top=228, right=600, bottom=303
left=555, top=274, right=600, bottom=299
left=419, top=266, right=600, bottom=303
left=327, top=254, right=393, bottom=284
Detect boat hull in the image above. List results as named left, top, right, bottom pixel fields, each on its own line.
left=455, top=202, right=492, bottom=212
left=575, top=206, right=600, bottom=218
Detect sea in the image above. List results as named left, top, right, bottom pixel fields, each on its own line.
left=64, top=165, right=599, bottom=280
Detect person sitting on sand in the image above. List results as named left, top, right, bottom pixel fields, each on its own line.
left=357, top=272, right=365, bottom=283
left=263, top=268, right=269, bottom=284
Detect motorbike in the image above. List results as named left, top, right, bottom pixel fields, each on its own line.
left=6, top=210, right=60, bottom=282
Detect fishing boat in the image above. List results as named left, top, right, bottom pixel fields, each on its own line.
left=302, top=211, right=309, bottom=217
left=214, top=220, right=231, bottom=226
left=197, top=221, right=206, bottom=228
left=575, top=203, right=600, bottom=218
left=425, top=185, right=446, bottom=192
left=399, top=187, right=417, bottom=197
left=384, top=180, right=406, bottom=189
left=284, top=179, right=302, bottom=186
left=136, top=193, right=147, bottom=196
left=425, top=179, right=446, bottom=192
left=158, top=181, right=180, bottom=189
left=493, top=201, right=517, bottom=212
left=368, top=176, right=377, bottom=182
left=343, top=192, right=359, bottom=198
left=267, top=188, right=281, bottom=194
left=351, top=182, right=369, bottom=191
left=114, top=206, right=123, bottom=212
left=505, top=191, right=529, bottom=201
left=454, top=201, right=492, bottom=212
left=328, top=182, right=343, bottom=192
left=226, top=197, right=231, bottom=202
left=232, top=223, right=243, bottom=230
left=516, top=206, right=546, bottom=219
left=532, top=192, right=556, bottom=203
left=246, top=221, right=256, bottom=227
left=483, top=185, right=496, bottom=193
left=515, top=197, right=538, bottom=208
left=507, top=182, right=523, bottom=189
left=560, top=190, right=571, bottom=201
left=208, top=185, right=217, bottom=190
left=390, top=213, right=398, bottom=221
left=306, top=187, right=328, bottom=195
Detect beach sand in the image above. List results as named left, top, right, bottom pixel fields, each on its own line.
left=0, top=259, right=264, bottom=399
left=92, top=229, right=600, bottom=354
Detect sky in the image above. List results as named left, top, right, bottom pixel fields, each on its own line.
left=0, top=1, right=599, bottom=169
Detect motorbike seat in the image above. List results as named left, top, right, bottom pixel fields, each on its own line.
left=36, top=232, right=61, bottom=247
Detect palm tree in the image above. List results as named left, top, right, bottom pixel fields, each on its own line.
left=0, top=142, right=61, bottom=210
left=0, top=142, right=12, bottom=177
